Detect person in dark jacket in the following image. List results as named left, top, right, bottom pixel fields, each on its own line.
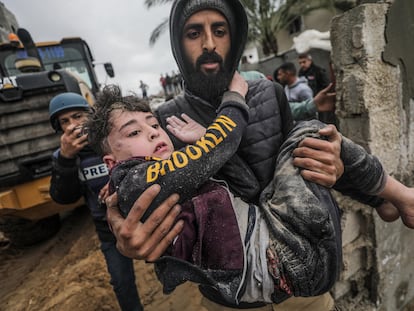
left=104, top=0, right=414, bottom=310
left=297, top=53, right=336, bottom=124
left=48, top=92, right=143, bottom=311
left=89, top=82, right=414, bottom=308
left=298, top=53, right=330, bottom=95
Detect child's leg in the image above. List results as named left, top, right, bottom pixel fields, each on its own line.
left=259, top=120, right=342, bottom=300
left=334, top=131, right=414, bottom=228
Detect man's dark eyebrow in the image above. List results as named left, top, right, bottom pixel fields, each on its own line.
left=183, top=23, right=202, bottom=32
left=183, top=21, right=228, bottom=32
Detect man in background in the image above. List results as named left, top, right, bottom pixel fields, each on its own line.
left=298, top=53, right=336, bottom=124
left=298, top=53, right=330, bottom=94
left=48, top=92, right=143, bottom=311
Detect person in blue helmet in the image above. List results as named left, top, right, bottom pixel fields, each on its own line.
left=48, top=92, right=144, bottom=311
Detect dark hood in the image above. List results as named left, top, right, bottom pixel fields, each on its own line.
left=169, top=0, right=248, bottom=92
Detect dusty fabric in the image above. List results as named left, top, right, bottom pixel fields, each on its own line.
left=259, top=119, right=387, bottom=302
left=259, top=120, right=343, bottom=302
left=239, top=204, right=273, bottom=303
left=333, top=136, right=386, bottom=207
left=154, top=182, right=245, bottom=305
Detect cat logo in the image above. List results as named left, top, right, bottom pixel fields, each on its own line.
left=0, top=76, right=18, bottom=90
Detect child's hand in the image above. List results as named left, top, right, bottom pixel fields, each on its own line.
left=166, top=113, right=206, bottom=143
left=98, top=183, right=110, bottom=205
left=229, top=71, right=248, bottom=97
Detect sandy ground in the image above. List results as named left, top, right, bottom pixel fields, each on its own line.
left=2, top=205, right=414, bottom=311
left=0, top=205, right=203, bottom=311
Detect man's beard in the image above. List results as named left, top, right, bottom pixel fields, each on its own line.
left=185, top=51, right=232, bottom=104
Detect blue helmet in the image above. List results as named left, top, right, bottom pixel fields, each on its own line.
left=49, top=92, right=89, bottom=131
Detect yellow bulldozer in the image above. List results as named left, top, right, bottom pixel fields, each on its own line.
left=0, top=27, right=114, bottom=246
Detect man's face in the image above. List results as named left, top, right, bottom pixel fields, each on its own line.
left=277, top=69, right=288, bottom=86
left=182, top=9, right=231, bottom=75
left=298, top=58, right=312, bottom=71
left=57, top=109, right=88, bottom=133
left=103, top=110, right=174, bottom=169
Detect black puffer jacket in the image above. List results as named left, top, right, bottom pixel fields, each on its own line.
left=156, top=79, right=293, bottom=197
left=165, top=0, right=292, bottom=196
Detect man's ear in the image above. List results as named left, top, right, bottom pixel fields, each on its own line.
left=103, top=154, right=116, bottom=170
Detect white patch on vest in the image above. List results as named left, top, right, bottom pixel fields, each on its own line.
left=79, top=163, right=109, bottom=181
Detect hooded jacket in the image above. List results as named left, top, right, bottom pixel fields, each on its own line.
left=161, top=1, right=292, bottom=194
left=152, top=0, right=385, bottom=307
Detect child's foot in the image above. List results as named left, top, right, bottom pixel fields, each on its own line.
left=396, top=202, right=414, bottom=229
left=382, top=188, right=414, bottom=229
left=395, top=188, right=414, bottom=229
left=375, top=201, right=399, bottom=222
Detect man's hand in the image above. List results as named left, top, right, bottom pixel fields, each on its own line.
left=60, top=124, right=89, bottom=158
left=292, top=124, right=344, bottom=188
left=314, top=83, right=336, bottom=112
left=106, top=184, right=184, bottom=262
left=166, top=113, right=206, bottom=143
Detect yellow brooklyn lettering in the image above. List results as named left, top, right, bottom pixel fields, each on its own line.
left=196, top=136, right=216, bottom=152
left=216, top=115, right=237, bottom=131
left=147, top=162, right=161, bottom=182
left=205, top=132, right=223, bottom=145
left=160, top=159, right=176, bottom=175
left=146, top=115, right=238, bottom=183
left=208, top=123, right=227, bottom=138
left=172, top=151, right=188, bottom=168
left=186, top=145, right=202, bottom=160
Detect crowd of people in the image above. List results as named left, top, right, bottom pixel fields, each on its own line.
left=46, top=0, right=414, bottom=311
left=159, top=71, right=183, bottom=98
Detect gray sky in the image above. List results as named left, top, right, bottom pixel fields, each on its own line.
left=2, top=0, right=176, bottom=96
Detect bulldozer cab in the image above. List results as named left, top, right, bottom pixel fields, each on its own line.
left=0, top=30, right=114, bottom=246
left=0, top=36, right=105, bottom=94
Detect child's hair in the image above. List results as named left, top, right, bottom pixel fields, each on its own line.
left=87, top=84, right=152, bottom=157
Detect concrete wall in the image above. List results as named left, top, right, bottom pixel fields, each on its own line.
left=330, top=1, right=414, bottom=310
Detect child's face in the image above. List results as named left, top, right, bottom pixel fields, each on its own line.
left=103, top=110, right=174, bottom=169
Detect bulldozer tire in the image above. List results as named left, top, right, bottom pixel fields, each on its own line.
left=0, top=214, right=61, bottom=247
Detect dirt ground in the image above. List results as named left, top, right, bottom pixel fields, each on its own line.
left=2, top=206, right=414, bottom=311
left=0, top=205, right=203, bottom=311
